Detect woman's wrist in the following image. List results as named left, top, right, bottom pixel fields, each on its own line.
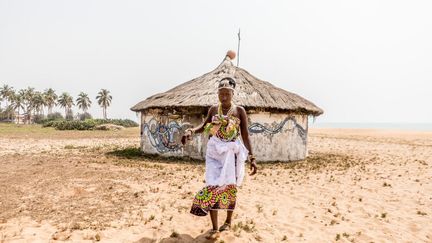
left=185, top=128, right=195, bottom=136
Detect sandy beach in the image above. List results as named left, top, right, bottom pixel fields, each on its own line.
left=0, top=125, right=431, bottom=242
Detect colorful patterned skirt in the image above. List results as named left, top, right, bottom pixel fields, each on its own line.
left=190, top=184, right=237, bottom=216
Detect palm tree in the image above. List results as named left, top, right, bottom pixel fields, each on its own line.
left=58, top=92, right=74, bottom=118
left=23, top=87, right=35, bottom=123
left=43, top=88, right=57, bottom=115
left=0, top=85, right=14, bottom=109
left=76, top=92, right=92, bottom=113
left=96, top=89, right=112, bottom=119
left=11, top=93, right=24, bottom=124
left=32, top=91, right=46, bottom=116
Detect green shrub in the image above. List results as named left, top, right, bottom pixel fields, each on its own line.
left=65, top=110, right=74, bottom=121
left=53, top=120, right=96, bottom=130
left=93, top=119, right=138, bottom=127
left=78, top=112, right=92, bottom=121
left=42, top=112, right=65, bottom=126
left=47, top=112, right=63, bottom=120
left=33, top=114, right=46, bottom=124
left=42, top=118, right=137, bottom=130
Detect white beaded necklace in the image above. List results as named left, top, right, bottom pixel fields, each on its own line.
left=218, top=102, right=235, bottom=116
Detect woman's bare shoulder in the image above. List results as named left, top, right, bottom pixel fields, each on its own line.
left=209, top=105, right=218, bottom=111
left=236, top=105, right=247, bottom=114
left=207, top=105, right=218, bottom=115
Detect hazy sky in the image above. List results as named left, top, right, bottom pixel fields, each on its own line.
left=1, top=0, right=431, bottom=123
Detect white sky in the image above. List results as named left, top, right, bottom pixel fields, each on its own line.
left=0, top=0, right=431, bottom=123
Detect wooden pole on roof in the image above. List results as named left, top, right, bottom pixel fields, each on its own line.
left=237, top=29, right=241, bottom=67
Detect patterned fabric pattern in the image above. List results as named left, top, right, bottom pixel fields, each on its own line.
left=190, top=184, right=237, bottom=216
left=204, top=114, right=240, bottom=142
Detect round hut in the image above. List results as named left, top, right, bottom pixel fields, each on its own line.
left=131, top=51, right=323, bottom=161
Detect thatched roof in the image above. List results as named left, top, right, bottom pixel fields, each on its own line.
left=131, top=54, right=323, bottom=116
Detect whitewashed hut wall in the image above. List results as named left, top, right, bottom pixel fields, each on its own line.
left=140, top=111, right=308, bottom=162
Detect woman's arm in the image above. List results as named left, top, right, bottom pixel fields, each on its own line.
left=191, top=105, right=216, bottom=134
left=239, top=106, right=253, bottom=155
left=239, top=106, right=257, bottom=175
left=181, top=106, right=216, bottom=145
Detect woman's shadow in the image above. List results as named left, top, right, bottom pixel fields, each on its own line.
left=134, top=230, right=221, bottom=243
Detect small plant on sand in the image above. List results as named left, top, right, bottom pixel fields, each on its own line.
left=64, top=145, right=87, bottom=149
left=232, top=220, right=256, bottom=234
left=145, top=215, right=155, bottom=224
left=232, top=221, right=243, bottom=232
left=335, top=234, right=341, bottom=241
left=256, top=204, right=263, bottom=213
left=282, top=235, right=288, bottom=241
left=381, top=213, right=387, bottom=218
left=417, top=211, right=427, bottom=216
left=383, top=182, right=391, bottom=187
left=242, top=224, right=254, bottom=233
left=254, top=234, right=263, bottom=241
left=170, top=231, right=179, bottom=238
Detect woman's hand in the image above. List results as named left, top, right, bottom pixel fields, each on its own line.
left=181, top=129, right=193, bottom=145
left=249, top=158, right=257, bottom=175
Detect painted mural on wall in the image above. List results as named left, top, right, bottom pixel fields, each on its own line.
left=142, top=118, right=190, bottom=153
left=248, top=116, right=307, bottom=144
left=142, top=116, right=307, bottom=153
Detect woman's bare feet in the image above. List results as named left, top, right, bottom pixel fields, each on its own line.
left=218, top=222, right=231, bottom=232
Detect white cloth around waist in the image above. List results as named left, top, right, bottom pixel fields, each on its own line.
left=205, top=136, right=249, bottom=187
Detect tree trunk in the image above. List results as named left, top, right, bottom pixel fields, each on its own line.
left=17, top=107, right=20, bottom=124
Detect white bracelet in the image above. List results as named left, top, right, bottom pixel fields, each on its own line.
left=185, top=128, right=195, bottom=136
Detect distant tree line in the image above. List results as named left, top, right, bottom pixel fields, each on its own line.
left=0, top=84, right=112, bottom=124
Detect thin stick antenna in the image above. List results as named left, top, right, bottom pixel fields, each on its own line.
left=237, top=29, right=241, bottom=67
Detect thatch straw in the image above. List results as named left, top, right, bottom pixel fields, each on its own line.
left=131, top=55, right=323, bottom=116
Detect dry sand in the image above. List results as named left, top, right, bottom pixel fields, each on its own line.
left=0, top=126, right=431, bottom=242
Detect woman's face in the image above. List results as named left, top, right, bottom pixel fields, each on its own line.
left=218, top=88, right=233, bottom=106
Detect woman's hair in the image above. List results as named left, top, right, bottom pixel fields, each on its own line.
left=218, top=77, right=236, bottom=90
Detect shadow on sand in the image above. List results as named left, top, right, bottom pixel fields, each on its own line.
left=134, top=230, right=221, bottom=243
left=106, top=147, right=203, bottom=165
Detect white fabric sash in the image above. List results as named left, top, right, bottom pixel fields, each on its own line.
left=205, top=136, right=249, bottom=187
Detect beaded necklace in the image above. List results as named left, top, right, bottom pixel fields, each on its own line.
left=218, top=102, right=235, bottom=116
left=204, top=102, right=239, bottom=141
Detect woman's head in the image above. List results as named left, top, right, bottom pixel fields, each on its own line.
left=218, top=77, right=236, bottom=105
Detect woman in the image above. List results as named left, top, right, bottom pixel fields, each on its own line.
left=181, top=77, right=258, bottom=237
